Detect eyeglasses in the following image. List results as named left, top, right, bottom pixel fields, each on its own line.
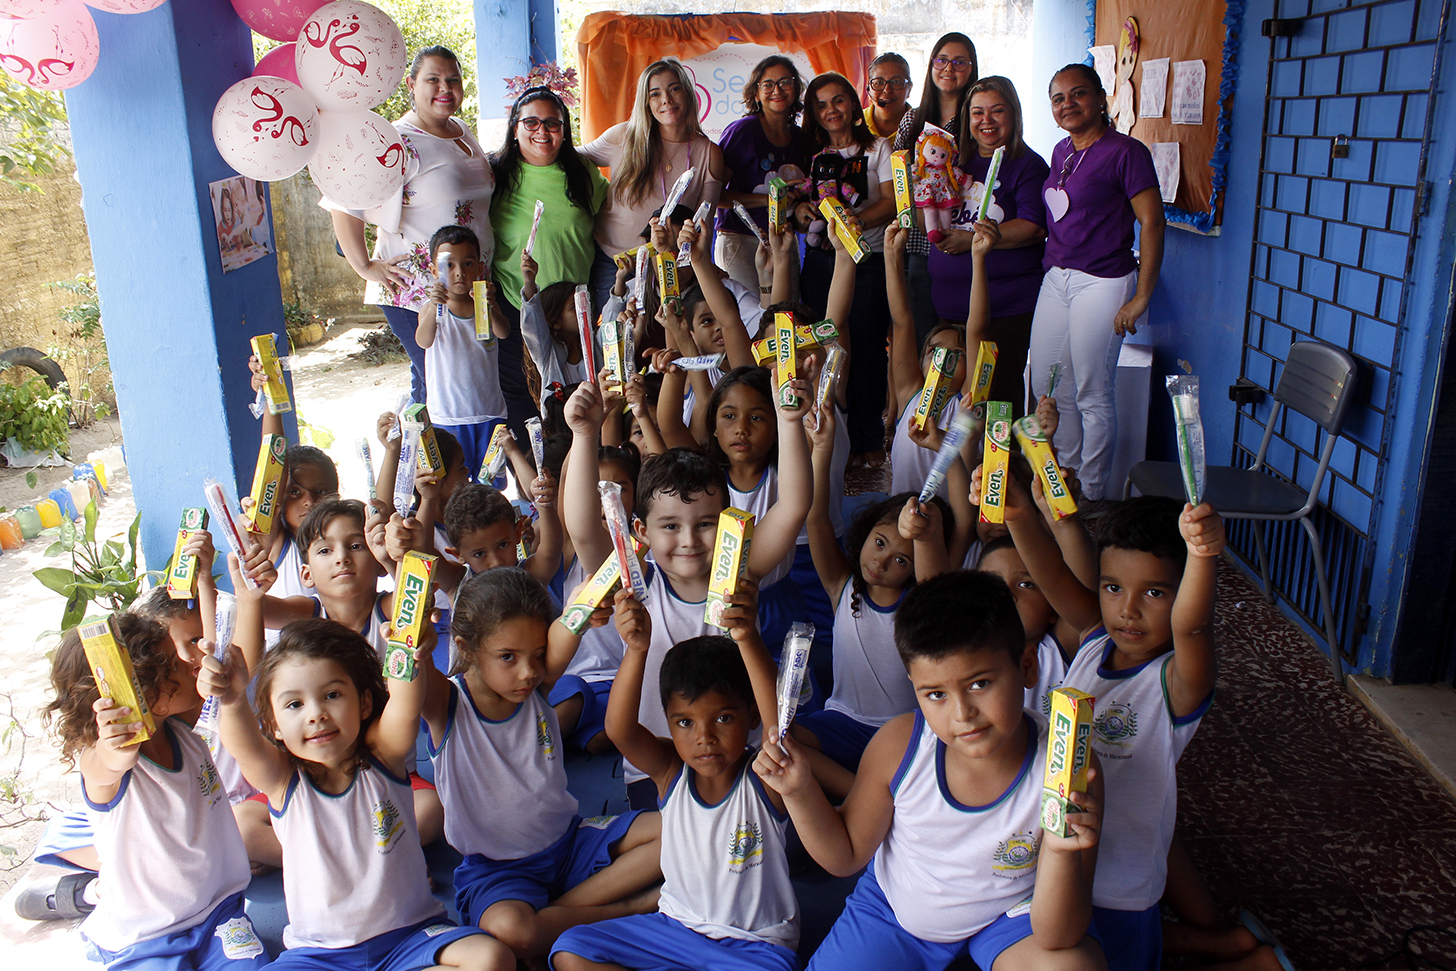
left=868, top=78, right=911, bottom=91
left=757, top=78, right=796, bottom=93
left=932, top=56, right=973, bottom=71
left=518, top=116, right=564, bottom=133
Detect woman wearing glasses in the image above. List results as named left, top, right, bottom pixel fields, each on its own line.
left=579, top=58, right=725, bottom=309
left=892, top=33, right=979, bottom=346
left=714, top=55, right=812, bottom=293
left=1027, top=63, right=1164, bottom=501
left=863, top=52, right=913, bottom=139
left=489, top=86, right=608, bottom=437
left=929, top=76, right=1050, bottom=414
left=327, top=46, right=495, bottom=406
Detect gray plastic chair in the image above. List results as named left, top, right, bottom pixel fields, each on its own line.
left=1123, top=341, right=1359, bottom=682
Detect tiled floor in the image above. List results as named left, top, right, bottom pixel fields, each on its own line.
left=1179, top=564, right=1456, bottom=970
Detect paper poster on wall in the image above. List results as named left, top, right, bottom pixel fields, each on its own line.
left=1151, top=142, right=1181, bottom=202
left=677, top=44, right=816, bottom=142
left=210, top=175, right=274, bottom=273
left=1139, top=58, right=1169, bottom=118
left=1171, top=60, right=1206, bottom=125
left=1088, top=45, right=1117, bottom=99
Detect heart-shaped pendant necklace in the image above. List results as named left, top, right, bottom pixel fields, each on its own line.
left=1046, top=133, right=1101, bottom=222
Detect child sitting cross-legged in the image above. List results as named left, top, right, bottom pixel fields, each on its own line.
left=550, top=580, right=800, bottom=971
left=755, top=570, right=1107, bottom=971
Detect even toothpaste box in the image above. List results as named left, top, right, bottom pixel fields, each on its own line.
left=251, top=334, right=293, bottom=415
left=560, top=540, right=646, bottom=635
left=166, top=507, right=209, bottom=600
left=979, top=402, right=1013, bottom=524
left=386, top=551, right=437, bottom=682
left=969, top=341, right=999, bottom=409
left=705, top=508, right=755, bottom=628
left=1041, top=687, right=1095, bottom=837
left=80, top=614, right=156, bottom=746
left=1013, top=416, right=1078, bottom=521
left=402, top=404, right=445, bottom=477
left=891, top=151, right=913, bottom=228
left=911, top=347, right=962, bottom=431
left=247, top=434, right=287, bottom=535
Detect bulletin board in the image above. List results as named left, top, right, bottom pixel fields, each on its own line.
left=1091, top=0, right=1243, bottom=232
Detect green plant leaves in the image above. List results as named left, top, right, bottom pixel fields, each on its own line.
left=32, top=510, right=149, bottom=630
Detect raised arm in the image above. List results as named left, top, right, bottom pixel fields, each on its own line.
left=368, top=616, right=434, bottom=775
left=806, top=400, right=853, bottom=602
left=522, top=473, right=564, bottom=585
left=1166, top=504, right=1224, bottom=717
left=746, top=367, right=813, bottom=580
left=604, top=591, right=679, bottom=788
left=681, top=219, right=753, bottom=370
left=199, top=643, right=293, bottom=804
left=562, top=382, right=611, bottom=573
left=885, top=223, right=925, bottom=412
left=996, top=469, right=1101, bottom=633
left=822, top=228, right=858, bottom=350
left=961, top=220, right=997, bottom=398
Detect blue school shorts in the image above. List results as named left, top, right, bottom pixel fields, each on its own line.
left=794, top=709, right=880, bottom=772
left=1093, top=904, right=1161, bottom=971
left=549, top=912, right=798, bottom=971
left=86, top=892, right=270, bottom=971
left=455, top=811, right=642, bottom=926
left=267, top=917, right=483, bottom=971
left=807, top=861, right=1099, bottom=971
left=546, top=676, right=614, bottom=749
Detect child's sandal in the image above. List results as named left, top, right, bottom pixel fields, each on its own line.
left=14, top=870, right=96, bottom=921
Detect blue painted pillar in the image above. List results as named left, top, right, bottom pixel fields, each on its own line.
left=474, top=0, right=531, bottom=125
left=529, top=0, right=558, bottom=65
left=64, top=0, right=290, bottom=569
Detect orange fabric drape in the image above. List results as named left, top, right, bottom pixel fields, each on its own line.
left=576, top=12, right=878, bottom=141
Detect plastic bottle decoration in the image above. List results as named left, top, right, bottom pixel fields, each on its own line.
left=36, top=498, right=62, bottom=528
left=0, top=513, right=24, bottom=550
left=15, top=504, right=41, bottom=539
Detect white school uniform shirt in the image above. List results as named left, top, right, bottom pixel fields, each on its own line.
left=961, top=539, right=984, bottom=569
left=272, top=758, right=445, bottom=949
left=727, top=465, right=793, bottom=586
left=425, top=309, right=507, bottom=425
left=82, top=720, right=251, bottom=953
left=429, top=676, right=577, bottom=859
left=826, top=584, right=916, bottom=726
left=657, top=759, right=799, bottom=950
left=565, top=557, right=627, bottom=682
left=1062, top=628, right=1211, bottom=910
left=1028, top=633, right=1069, bottom=716
left=625, top=567, right=714, bottom=784
left=890, top=393, right=962, bottom=500
left=873, top=711, right=1047, bottom=942
left=273, top=533, right=310, bottom=599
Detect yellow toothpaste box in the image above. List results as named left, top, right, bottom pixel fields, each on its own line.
left=751, top=323, right=832, bottom=366
left=891, top=150, right=914, bottom=228
left=1041, top=687, right=1095, bottom=837
left=774, top=313, right=798, bottom=408
left=968, top=341, right=999, bottom=409
left=166, top=506, right=209, bottom=600
left=600, top=315, right=629, bottom=388
left=705, top=508, right=755, bottom=628
left=656, top=250, right=680, bottom=311
left=402, top=404, right=445, bottom=477
left=768, top=177, right=789, bottom=232
left=250, top=334, right=293, bottom=415
left=385, top=551, right=438, bottom=681
left=560, top=540, right=646, bottom=634
left=1013, top=416, right=1079, bottom=521
left=979, top=402, right=1013, bottom=524
left=611, top=246, right=642, bottom=271
left=911, top=347, right=963, bottom=431
left=247, top=434, right=287, bottom=535
left=80, top=614, right=156, bottom=746
left=818, top=197, right=872, bottom=263
left=473, top=281, right=492, bottom=341
left=479, top=423, right=511, bottom=482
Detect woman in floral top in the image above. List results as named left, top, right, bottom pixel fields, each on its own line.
left=326, top=45, right=495, bottom=405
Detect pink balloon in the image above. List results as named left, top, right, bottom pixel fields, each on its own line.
left=0, top=0, right=63, bottom=18
left=308, top=107, right=406, bottom=210
left=213, top=74, right=319, bottom=181
left=230, top=0, right=328, bottom=43
left=254, top=42, right=298, bottom=86
left=84, top=0, right=166, bottom=12
left=0, top=1, right=98, bottom=91
left=295, top=1, right=405, bottom=111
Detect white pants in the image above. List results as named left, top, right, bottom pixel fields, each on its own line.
left=1028, top=266, right=1137, bottom=500
left=714, top=230, right=760, bottom=295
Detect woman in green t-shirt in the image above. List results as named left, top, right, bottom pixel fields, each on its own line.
left=489, top=87, right=607, bottom=437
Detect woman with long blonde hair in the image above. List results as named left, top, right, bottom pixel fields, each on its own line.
left=580, top=58, right=725, bottom=308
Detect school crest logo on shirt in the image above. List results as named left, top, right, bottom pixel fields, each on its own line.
left=992, top=830, right=1041, bottom=876
left=214, top=916, right=265, bottom=959
left=197, top=758, right=223, bottom=807
left=728, top=822, right=764, bottom=872
left=1094, top=702, right=1139, bottom=747
left=372, top=798, right=405, bottom=852
left=537, top=713, right=557, bottom=760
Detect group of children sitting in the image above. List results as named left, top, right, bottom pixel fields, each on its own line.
left=31, top=207, right=1288, bottom=971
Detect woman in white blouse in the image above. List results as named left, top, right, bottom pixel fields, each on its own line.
left=328, top=46, right=495, bottom=405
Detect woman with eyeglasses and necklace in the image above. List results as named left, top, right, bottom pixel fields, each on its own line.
left=714, top=55, right=812, bottom=295
left=328, top=46, right=494, bottom=407
left=892, top=33, right=979, bottom=347
left=1027, top=63, right=1164, bottom=502
left=579, top=58, right=726, bottom=311
left=489, top=86, right=608, bottom=440
left=863, top=52, right=913, bottom=139
left=929, top=76, right=1049, bottom=415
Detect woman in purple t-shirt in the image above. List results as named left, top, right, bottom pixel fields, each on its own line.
left=930, top=75, right=1049, bottom=414
left=1028, top=63, right=1165, bottom=500
left=714, top=55, right=812, bottom=294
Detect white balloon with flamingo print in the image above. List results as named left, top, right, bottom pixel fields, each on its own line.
left=212, top=74, right=319, bottom=181
left=0, top=1, right=98, bottom=91
left=294, top=0, right=405, bottom=111
left=307, top=106, right=406, bottom=210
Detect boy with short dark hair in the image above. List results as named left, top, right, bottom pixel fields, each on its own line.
left=755, top=570, right=1106, bottom=971
left=441, top=481, right=561, bottom=589
left=1000, top=482, right=1224, bottom=971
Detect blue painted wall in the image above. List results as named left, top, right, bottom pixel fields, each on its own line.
left=1032, top=0, right=1456, bottom=676
left=65, top=0, right=290, bottom=571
